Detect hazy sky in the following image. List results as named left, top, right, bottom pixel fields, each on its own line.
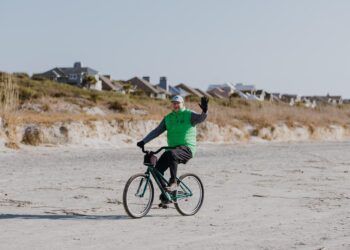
left=1, top=0, right=350, bottom=97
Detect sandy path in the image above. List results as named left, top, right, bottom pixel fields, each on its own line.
left=1, top=142, right=350, bottom=249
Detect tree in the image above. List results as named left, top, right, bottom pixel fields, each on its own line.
left=83, top=75, right=97, bottom=89
left=122, top=83, right=133, bottom=95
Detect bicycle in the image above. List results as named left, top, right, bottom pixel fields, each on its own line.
left=123, top=146, right=204, bottom=219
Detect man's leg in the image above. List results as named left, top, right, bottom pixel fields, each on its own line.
left=156, top=146, right=193, bottom=187
left=168, top=154, right=178, bottom=185
left=155, top=151, right=173, bottom=188
left=168, top=146, right=193, bottom=185
left=155, top=151, right=175, bottom=204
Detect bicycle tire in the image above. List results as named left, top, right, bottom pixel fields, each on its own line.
left=123, top=173, right=154, bottom=218
left=174, top=173, right=204, bottom=216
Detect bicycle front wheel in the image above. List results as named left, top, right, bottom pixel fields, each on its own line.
left=123, top=173, right=154, bottom=218
left=175, top=173, right=204, bottom=216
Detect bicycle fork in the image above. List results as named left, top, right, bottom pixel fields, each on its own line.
left=135, top=174, right=150, bottom=197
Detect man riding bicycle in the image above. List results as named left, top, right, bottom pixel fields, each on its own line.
left=137, top=95, right=208, bottom=199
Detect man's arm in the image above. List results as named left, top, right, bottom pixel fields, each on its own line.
left=191, top=96, right=209, bottom=126
left=141, top=118, right=166, bottom=144
left=191, top=111, right=208, bottom=126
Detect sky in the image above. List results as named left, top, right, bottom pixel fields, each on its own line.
left=1, top=0, right=350, bottom=97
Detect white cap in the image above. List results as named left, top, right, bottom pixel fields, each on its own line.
left=171, top=95, right=184, bottom=103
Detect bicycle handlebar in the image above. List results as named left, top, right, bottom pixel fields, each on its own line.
left=141, top=146, right=176, bottom=155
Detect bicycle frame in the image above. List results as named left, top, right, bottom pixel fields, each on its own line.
left=151, top=165, right=193, bottom=201
left=136, top=146, right=194, bottom=202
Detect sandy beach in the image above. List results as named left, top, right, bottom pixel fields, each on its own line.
left=1, top=142, right=350, bottom=249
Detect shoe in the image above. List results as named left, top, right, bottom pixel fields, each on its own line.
left=158, top=193, right=170, bottom=208
left=165, top=182, right=178, bottom=192
left=159, top=193, right=170, bottom=204
left=158, top=203, right=168, bottom=209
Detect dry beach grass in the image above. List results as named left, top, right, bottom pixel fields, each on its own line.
left=2, top=72, right=350, bottom=127
left=1, top=72, right=350, bottom=148
left=0, top=73, right=20, bottom=148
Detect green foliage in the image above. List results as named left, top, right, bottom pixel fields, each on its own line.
left=83, top=75, right=97, bottom=89
left=132, top=89, right=147, bottom=97
left=122, top=83, right=133, bottom=94
left=19, top=87, right=40, bottom=101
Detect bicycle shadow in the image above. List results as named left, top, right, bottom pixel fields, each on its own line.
left=0, top=213, right=180, bottom=221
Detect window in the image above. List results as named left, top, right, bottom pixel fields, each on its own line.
left=69, top=74, right=77, bottom=80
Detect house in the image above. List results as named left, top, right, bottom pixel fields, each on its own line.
left=235, top=83, right=256, bottom=94
left=208, top=83, right=236, bottom=98
left=270, top=93, right=282, bottom=102
left=280, top=94, right=301, bottom=106
left=302, top=98, right=317, bottom=108
left=153, top=76, right=172, bottom=98
left=238, top=91, right=261, bottom=101
left=127, top=76, right=166, bottom=99
left=255, top=90, right=274, bottom=101
left=207, top=87, right=227, bottom=99
left=301, top=96, right=319, bottom=102
left=207, top=83, right=261, bottom=100
left=208, top=82, right=235, bottom=91
left=154, top=85, right=172, bottom=99
left=195, top=88, right=212, bottom=98
left=175, top=83, right=203, bottom=98
left=327, top=95, right=343, bottom=105
left=157, top=76, right=168, bottom=91
left=99, top=75, right=123, bottom=92
left=255, top=90, right=265, bottom=101
left=168, top=85, right=191, bottom=99
left=32, top=62, right=102, bottom=90
left=301, top=95, right=342, bottom=106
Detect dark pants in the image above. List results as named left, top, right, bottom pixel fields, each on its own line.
left=155, top=146, right=193, bottom=187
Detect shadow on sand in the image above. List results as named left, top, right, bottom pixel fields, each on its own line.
left=0, top=213, right=130, bottom=220
left=0, top=213, right=180, bottom=220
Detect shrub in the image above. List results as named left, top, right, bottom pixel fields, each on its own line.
left=83, top=75, right=97, bottom=89
left=13, top=72, right=30, bottom=79
left=108, top=100, right=125, bottom=112
left=89, top=92, right=99, bottom=103
left=52, top=92, right=67, bottom=98
left=132, top=89, right=147, bottom=97
left=18, top=88, right=32, bottom=101
left=31, top=75, right=46, bottom=81
left=42, top=103, right=50, bottom=112
left=22, top=126, right=43, bottom=145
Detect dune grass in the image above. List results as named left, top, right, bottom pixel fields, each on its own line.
left=2, top=72, right=350, bottom=129
left=0, top=72, right=20, bottom=147
left=200, top=100, right=350, bottom=128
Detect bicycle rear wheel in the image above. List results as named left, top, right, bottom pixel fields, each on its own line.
left=123, top=173, right=154, bottom=218
left=175, top=173, right=204, bottom=216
